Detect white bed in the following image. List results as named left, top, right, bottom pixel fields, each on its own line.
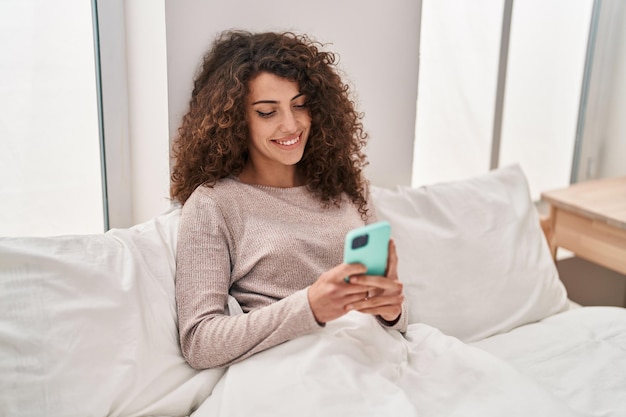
left=1, top=165, right=625, bottom=417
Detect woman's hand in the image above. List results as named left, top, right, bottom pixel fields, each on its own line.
left=347, top=240, right=404, bottom=323
left=307, top=239, right=404, bottom=324
left=307, top=262, right=376, bottom=324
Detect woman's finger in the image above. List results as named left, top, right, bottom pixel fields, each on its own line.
left=352, top=293, right=404, bottom=309
left=385, top=239, right=399, bottom=280
left=347, top=275, right=403, bottom=293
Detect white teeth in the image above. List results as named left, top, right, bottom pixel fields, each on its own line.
left=276, top=136, right=299, bottom=146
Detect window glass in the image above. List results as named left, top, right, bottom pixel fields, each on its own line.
left=413, top=0, right=594, bottom=201
left=413, top=0, right=504, bottom=186
left=0, top=0, right=103, bottom=236
left=500, top=0, right=593, bottom=199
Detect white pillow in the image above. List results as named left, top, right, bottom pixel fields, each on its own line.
left=0, top=207, right=224, bottom=417
left=371, top=164, right=569, bottom=342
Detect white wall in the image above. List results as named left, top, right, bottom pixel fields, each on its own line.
left=125, top=0, right=171, bottom=223
left=163, top=0, right=421, bottom=189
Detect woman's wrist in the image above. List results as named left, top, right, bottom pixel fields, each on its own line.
left=377, top=313, right=401, bottom=326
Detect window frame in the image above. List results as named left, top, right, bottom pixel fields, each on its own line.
left=92, top=0, right=133, bottom=230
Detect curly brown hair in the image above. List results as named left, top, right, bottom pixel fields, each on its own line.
left=170, top=30, right=370, bottom=217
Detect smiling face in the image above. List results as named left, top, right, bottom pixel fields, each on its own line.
left=241, top=72, right=311, bottom=187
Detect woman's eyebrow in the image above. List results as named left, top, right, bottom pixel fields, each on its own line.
left=251, top=93, right=304, bottom=106
left=251, top=99, right=277, bottom=105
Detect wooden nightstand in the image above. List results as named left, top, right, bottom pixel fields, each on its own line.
left=541, top=176, right=626, bottom=275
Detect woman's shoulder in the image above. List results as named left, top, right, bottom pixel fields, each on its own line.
left=182, top=176, right=244, bottom=210
left=188, top=176, right=241, bottom=197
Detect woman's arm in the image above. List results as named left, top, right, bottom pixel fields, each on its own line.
left=175, top=191, right=321, bottom=369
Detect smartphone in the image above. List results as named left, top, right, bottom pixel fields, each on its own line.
left=343, top=221, right=391, bottom=276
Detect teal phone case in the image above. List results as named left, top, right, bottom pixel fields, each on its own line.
left=343, top=221, right=391, bottom=276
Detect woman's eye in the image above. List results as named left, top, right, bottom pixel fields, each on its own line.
left=293, top=103, right=308, bottom=110
left=256, top=110, right=275, bottom=118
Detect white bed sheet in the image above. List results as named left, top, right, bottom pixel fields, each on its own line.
left=470, top=306, right=626, bottom=417
left=189, top=310, right=597, bottom=417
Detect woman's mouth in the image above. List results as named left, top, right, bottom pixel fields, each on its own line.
left=273, top=135, right=300, bottom=146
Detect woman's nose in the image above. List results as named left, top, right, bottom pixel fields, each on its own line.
left=279, top=110, right=298, bottom=133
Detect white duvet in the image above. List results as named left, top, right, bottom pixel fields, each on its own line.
left=472, top=306, right=626, bottom=416
left=190, top=307, right=626, bottom=417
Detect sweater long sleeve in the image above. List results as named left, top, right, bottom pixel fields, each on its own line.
left=175, top=177, right=407, bottom=369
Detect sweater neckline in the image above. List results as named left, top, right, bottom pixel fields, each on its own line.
left=228, top=175, right=309, bottom=193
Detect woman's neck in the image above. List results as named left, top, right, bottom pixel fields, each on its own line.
left=238, top=163, right=303, bottom=188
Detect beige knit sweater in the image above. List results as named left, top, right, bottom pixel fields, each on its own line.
left=175, top=176, right=407, bottom=369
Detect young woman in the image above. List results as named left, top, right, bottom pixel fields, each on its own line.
left=171, top=30, right=406, bottom=369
